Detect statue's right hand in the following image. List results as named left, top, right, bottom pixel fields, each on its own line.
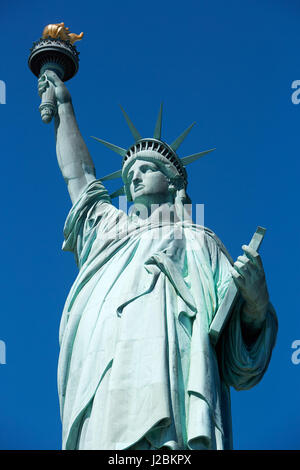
left=38, top=70, right=71, bottom=105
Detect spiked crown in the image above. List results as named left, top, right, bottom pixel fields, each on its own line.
left=91, top=105, right=215, bottom=201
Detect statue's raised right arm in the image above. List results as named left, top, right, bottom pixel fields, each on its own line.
left=38, top=70, right=96, bottom=204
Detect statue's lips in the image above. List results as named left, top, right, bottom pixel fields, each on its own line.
left=134, top=184, right=145, bottom=192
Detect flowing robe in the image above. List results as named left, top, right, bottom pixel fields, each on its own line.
left=57, top=179, right=278, bottom=450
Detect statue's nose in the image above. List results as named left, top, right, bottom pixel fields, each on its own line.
left=132, top=170, right=142, bottom=184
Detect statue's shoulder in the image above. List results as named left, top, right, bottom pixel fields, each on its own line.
left=205, top=227, right=233, bottom=264
left=185, top=223, right=233, bottom=264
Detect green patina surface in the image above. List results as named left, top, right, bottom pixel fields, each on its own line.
left=36, top=68, right=278, bottom=450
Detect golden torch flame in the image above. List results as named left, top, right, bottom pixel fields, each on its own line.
left=42, top=22, right=84, bottom=45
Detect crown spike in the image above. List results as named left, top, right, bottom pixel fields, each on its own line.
left=181, top=148, right=216, bottom=166
left=91, top=136, right=127, bottom=156
left=100, top=169, right=123, bottom=181
left=110, top=186, right=125, bottom=199
left=119, top=105, right=142, bottom=142
left=170, top=122, right=196, bottom=152
left=153, top=103, right=163, bottom=139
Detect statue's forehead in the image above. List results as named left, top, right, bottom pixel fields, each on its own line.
left=123, top=155, right=178, bottom=184
left=128, top=158, right=159, bottom=170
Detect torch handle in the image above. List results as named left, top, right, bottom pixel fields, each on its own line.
left=39, top=74, right=57, bottom=124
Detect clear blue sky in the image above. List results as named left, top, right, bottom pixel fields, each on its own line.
left=0, top=0, right=299, bottom=450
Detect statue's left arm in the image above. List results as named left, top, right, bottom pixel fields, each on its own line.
left=230, top=244, right=272, bottom=345
left=214, top=242, right=278, bottom=390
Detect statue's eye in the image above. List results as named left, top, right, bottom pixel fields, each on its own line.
left=141, top=165, right=155, bottom=173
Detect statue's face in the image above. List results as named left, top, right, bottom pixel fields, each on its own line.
left=127, top=159, right=170, bottom=205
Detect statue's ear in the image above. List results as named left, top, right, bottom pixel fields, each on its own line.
left=167, top=180, right=176, bottom=193
left=168, top=175, right=185, bottom=192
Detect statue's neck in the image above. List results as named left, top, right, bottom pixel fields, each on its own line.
left=131, top=202, right=178, bottom=223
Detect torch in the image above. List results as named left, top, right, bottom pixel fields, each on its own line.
left=28, top=22, right=83, bottom=123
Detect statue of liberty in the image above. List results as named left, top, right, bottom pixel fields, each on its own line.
left=38, top=68, right=278, bottom=451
